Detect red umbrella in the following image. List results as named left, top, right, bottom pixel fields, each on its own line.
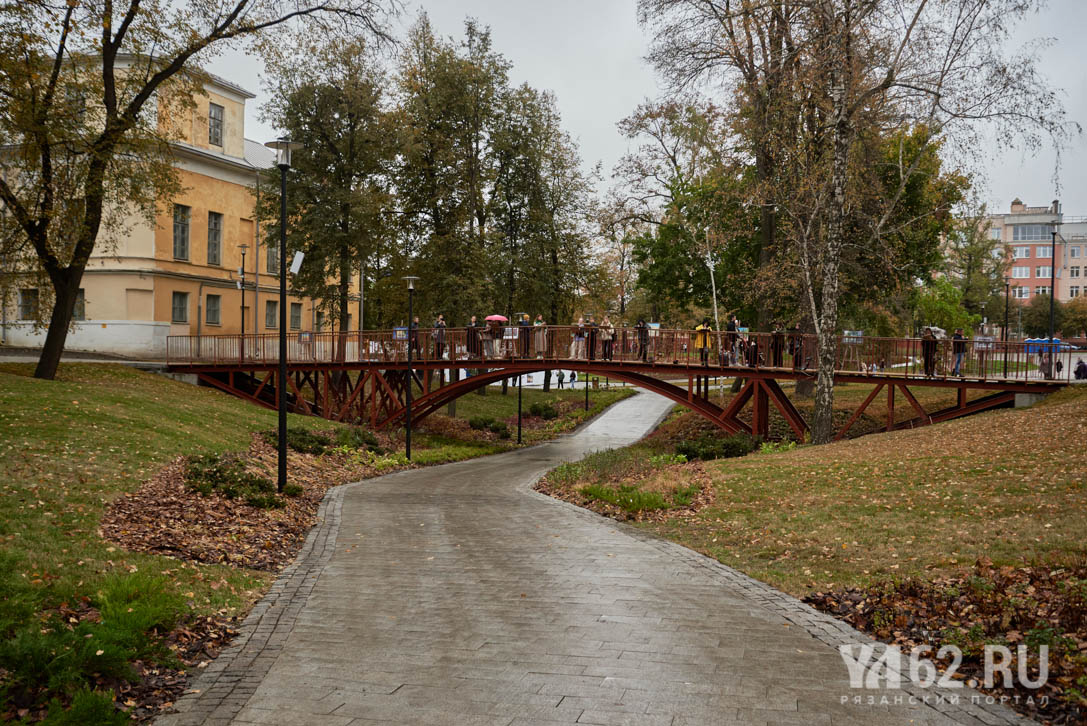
left=485, top=314, right=508, bottom=322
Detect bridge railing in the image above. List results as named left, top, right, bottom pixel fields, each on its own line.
left=165, top=327, right=1074, bottom=383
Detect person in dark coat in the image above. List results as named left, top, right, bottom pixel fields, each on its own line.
left=726, top=314, right=738, bottom=364
left=951, top=328, right=966, bottom=376
left=746, top=335, right=759, bottom=367
left=409, top=316, right=420, bottom=356
left=1075, top=358, right=1087, bottom=380
left=518, top=313, right=531, bottom=358
left=557, top=369, right=565, bottom=389
left=770, top=323, right=785, bottom=368
left=921, top=327, right=938, bottom=377
left=433, top=314, right=447, bottom=359
left=635, top=318, right=649, bottom=362
left=586, top=315, right=599, bottom=361
left=789, top=323, right=804, bottom=370
left=467, top=315, right=482, bottom=358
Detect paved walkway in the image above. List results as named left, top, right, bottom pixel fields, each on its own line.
left=159, top=393, right=1030, bottom=726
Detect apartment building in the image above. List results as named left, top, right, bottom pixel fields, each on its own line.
left=1, top=69, right=347, bottom=357
left=990, top=198, right=1087, bottom=304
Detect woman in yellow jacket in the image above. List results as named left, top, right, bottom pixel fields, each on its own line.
left=694, top=317, right=713, bottom=366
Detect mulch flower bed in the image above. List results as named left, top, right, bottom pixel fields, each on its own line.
left=804, top=558, right=1087, bottom=725
left=100, top=432, right=391, bottom=572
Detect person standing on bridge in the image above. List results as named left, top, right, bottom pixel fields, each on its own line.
left=587, top=315, right=599, bottom=361
left=694, top=317, right=712, bottom=366
left=600, top=316, right=615, bottom=360
left=726, top=314, right=739, bottom=365
left=467, top=315, right=482, bottom=359
left=410, top=316, right=420, bottom=357
left=770, top=323, right=785, bottom=368
left=635, top=318, right=649, bottom=362
left=951, top=328, right=966, bottom=376
left=518, top=314, right=532, bottom=358
left=789, top=323, right=803, bottom=370
left=534, top=314, right=547, bottom=358
left=921, top=327, right=938, bottom=377
left=433, top=314, right=447, bottom=359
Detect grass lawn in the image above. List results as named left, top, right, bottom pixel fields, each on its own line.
left=0, top=363, right=628, bottom=722
left=542, top=382, right=1087, bottom=596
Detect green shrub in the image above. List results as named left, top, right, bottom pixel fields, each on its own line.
left=676, top=433, right=756, bottom=461
left=468, top=416, right=495, bottom=430
left=334, top=427, right=382, bottom=453
left=41, top=689, right=129, bottom=726
left=282, top=483, right=304, bottom=497
left=487, top=421, right=510, bottom=438
left=184, top=453, right=281, bottom=508
left=528, top=402, right=559, bottom=420
left=759, top=440, right=798, bottom=455
left=581, top=484, right=668, bottom=512
left=261, top=427, right=332, bottom=454
left=648, top=452, right=688, bottom=466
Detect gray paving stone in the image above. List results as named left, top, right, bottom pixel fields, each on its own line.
left=156, top=393, right=1034, bottom=726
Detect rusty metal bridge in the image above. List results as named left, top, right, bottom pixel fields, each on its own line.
left=165, top=325, right=1069, bottom=441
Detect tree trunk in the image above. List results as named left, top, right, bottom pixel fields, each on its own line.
left=542, top=369, right=551, bottom=392
left=34, top=268, right=81, bottom=379
left=812, top=69, right=851, bottom=444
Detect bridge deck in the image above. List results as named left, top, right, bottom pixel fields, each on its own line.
left=164, top=326, right=1069, bottom=439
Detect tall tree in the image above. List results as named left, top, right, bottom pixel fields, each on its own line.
left=259, top=35, right=395, bottom=349
left=0, top=0, right=393, bottom=379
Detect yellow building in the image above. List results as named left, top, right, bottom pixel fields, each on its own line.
left=2, top=70, right=348, bottom=358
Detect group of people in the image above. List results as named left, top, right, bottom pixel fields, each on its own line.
left=567, top=315, right=618, bottom=360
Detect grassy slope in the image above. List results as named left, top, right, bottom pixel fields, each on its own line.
left=0, top=364, right=628, bottom=719
left=544, top=382, right=1087, bottom=597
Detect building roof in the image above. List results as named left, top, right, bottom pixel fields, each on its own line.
left=244, top=139, right=276, bottom=170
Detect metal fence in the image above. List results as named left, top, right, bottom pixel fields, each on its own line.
left=166, top=326, right=1074, bottom=383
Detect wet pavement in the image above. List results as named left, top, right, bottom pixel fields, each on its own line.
left=158, top=393, right=1030, bottom=726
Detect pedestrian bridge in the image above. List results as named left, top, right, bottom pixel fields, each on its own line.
left=165, top=325, right=1068, bottom=440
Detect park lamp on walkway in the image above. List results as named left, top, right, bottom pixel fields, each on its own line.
left=403, top=276, right=420, bottom=460
left=265, top=137, right=302, bottom=493
left=1003, top=274, right=1010, bottom=378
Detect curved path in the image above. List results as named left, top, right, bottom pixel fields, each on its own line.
left=159, top=393, right=1028, bottom=726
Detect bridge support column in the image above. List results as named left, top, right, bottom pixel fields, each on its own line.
left=752, top=381, right=769, bottom=439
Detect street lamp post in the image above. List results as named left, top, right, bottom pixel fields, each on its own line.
left=403, top=276, right=419, bottom=460
left=265, top=138, right=302, bottom=493
left=239, top=243, right=248, bottom=362
left=1003, top=275, right=1010, bottom=378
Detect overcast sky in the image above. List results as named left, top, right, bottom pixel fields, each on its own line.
left=208, top=0, right=1086, bottom=215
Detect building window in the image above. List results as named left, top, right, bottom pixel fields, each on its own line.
left=171, top=291, right=189, bottom=323
left=1012, top=224, right=1053, bottom=241
left=209, top=103, right=224, bottom=146
left=1036, top=245, right=1052, bottom=258
left=1012, top=246, right=1030, bottom=259
left=1034, top=286, right=1051, bottom=296
left=17, top=288, right=39, bottom=319
left=1071, top=246, right=1081, bottom=258
left=73, top=289, right=86, bottom=321
left=989, top=227, right=1001, bottom=240
left=266, top=239, right=278, bottom=274
left=1012, top=287, right=1029, bottom=299
left=265, top=300, right=278, bottom=329
left=1011, top=266, right=1030, bottom=279
left=173, top=204, right=190, bottom=260
left=315, top=310, right=325, bottom=331
left=1071, top=286, right=1081, bottom=298
left=1071, top=266, right=1081, bottom=279
left=1035, top=266, right=1051, bottom=279
left=207, top=211, right=223, bottom=265
left=290, top=302, right=302, bottom=330
left=206, top=294, right=221, bottom=325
